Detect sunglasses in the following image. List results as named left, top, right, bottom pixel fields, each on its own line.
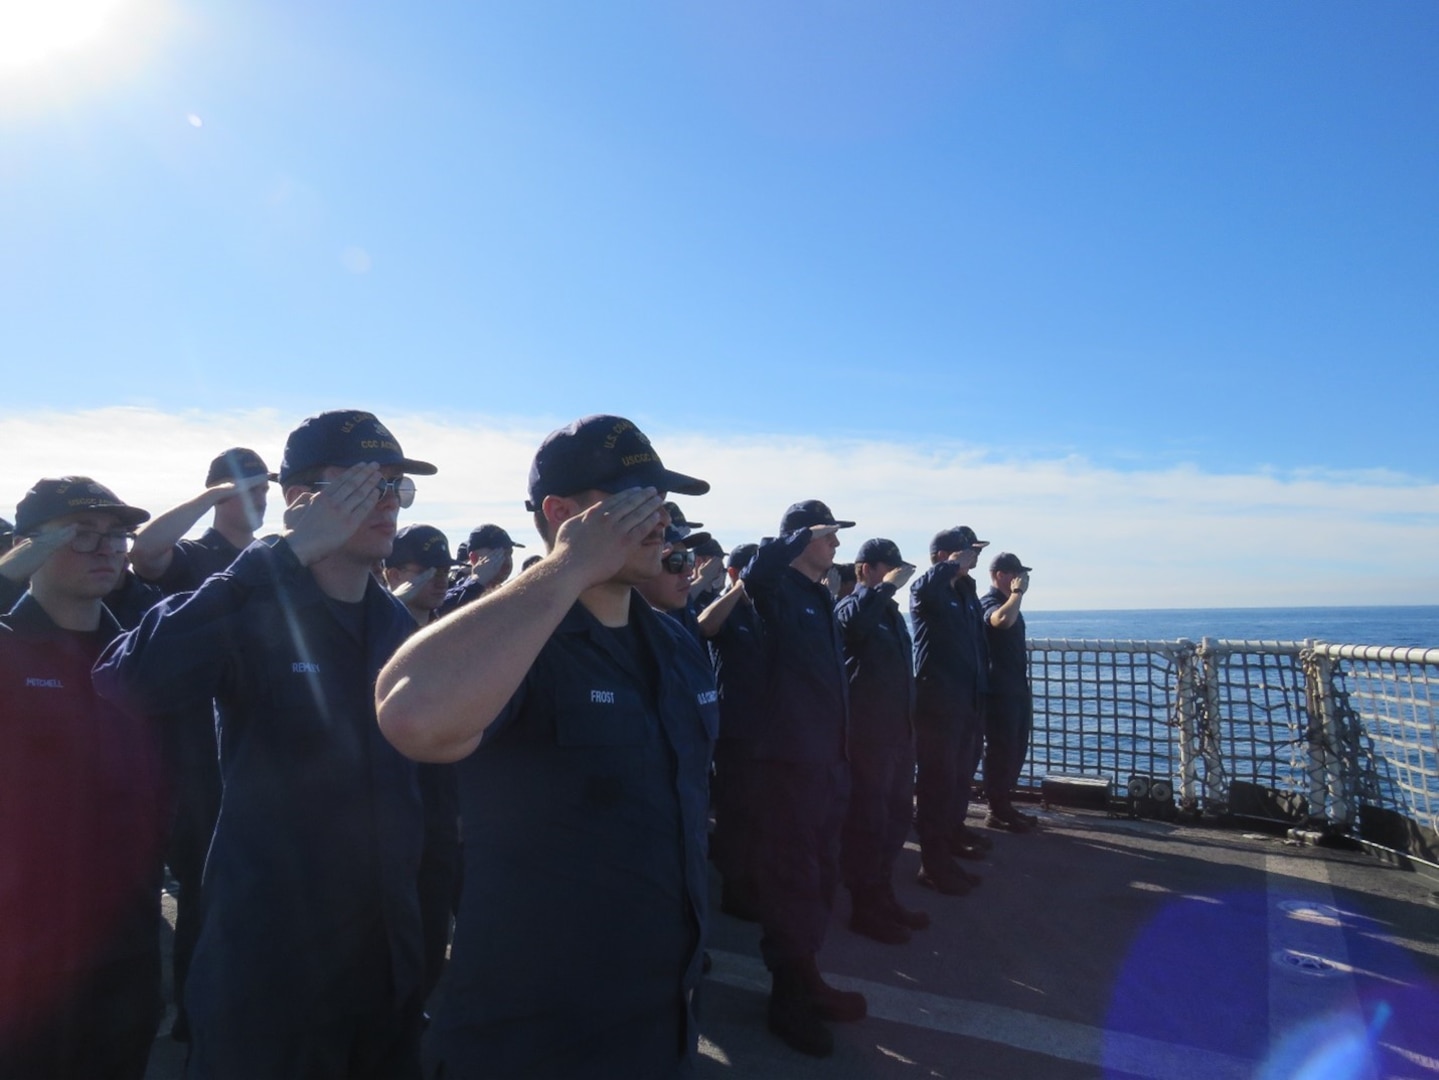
left=662, top=548, right=696, bottom=575
left=311, top=476, right=417, bottom=509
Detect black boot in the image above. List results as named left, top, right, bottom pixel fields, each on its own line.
left=768, top=962, right=834, bottom=1057
left=848, top=889, right=911, bottom=945
left=947, top=830, right=988, bottom=861
left=882, top=882, right=930, bottom=930
left=799, top=956, right=867, bottom=1023
left=986, top=801, right=1032, bottom=833
left=917, top=851, right=972, bottom=895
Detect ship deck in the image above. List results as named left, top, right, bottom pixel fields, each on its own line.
left=146, top=806, right=1439, bottom=1079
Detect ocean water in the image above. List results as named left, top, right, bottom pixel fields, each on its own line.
left=1023, top=606, right=1439, bottom=650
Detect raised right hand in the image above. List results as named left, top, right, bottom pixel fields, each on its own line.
left=0, top=523, right=79, bottom=581
left=391, top=567, right=437, bottom=603
left=208, top=473, right=270, bottom=504
left=468, top=548, right=509, bottom=587
left=282, top=463, right=382, bottom=566
left=551, top=487, right=665, bottom=589
left=882, top=563, right=916, bottom=590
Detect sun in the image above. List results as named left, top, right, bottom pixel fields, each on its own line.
left=0, top=0, right=133, bottom=74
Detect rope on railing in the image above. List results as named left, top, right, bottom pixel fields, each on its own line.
left=1023, top=635, right=1438, bottom=857
left=1311, top=642, right=1439, bottom=839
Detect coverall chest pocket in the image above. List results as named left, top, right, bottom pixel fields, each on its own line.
left=553, top=684, right=650, bottom=747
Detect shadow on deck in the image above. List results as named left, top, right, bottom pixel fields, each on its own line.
left=146, top=807, right=1439, bottom=1079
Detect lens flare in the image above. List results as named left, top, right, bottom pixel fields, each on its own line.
left=1256, top=1004, right=1390, bottom=1080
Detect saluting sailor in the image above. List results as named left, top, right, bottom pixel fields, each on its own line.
left=378, top=415, right=717, bottom=1079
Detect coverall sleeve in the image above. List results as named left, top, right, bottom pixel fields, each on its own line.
left=92, top=538, right=300, bottom=716
left=836, top=583, right=898, bottom=646
left=739, top=532, right=812, bottom=593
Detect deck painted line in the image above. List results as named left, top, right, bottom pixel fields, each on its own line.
left=705, top=948, right=1254, bottom=1080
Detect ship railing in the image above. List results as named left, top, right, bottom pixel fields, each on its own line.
left=1022, top=637, right=1439, bottom=870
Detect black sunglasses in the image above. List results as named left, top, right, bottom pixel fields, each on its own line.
left=661, top=548, right=696, bottom=575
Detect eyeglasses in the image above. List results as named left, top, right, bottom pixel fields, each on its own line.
left=311, top=476, right=416, bottom=509
left=662, top=548, right=696, bottom=575
left=69, top=529, right=137, bottom=554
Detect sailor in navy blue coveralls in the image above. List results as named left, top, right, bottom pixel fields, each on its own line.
left=128, top=446, right=275, bottom=1040
left=703, top=544, right=768, bottom=921
left=375, top=414, right=715, bottom=1079
left=96, top=411, right=438, bottom=1079
left=436, top=523, right=524, bottom=618
left=1, top=478, right=165, bottom=1080
left=742, top=529, right=851, bottom=969
left=980, top=552, right=1036, bottom=828
left=430, top=591, right=715, bottom=1076
left=834, top=539, right=922, bottom=943
left=740, top=500, right=868, bottom=1058
left=910, top=527, right=991, bottom=895
left=382, top=523, right=465, bottom=1009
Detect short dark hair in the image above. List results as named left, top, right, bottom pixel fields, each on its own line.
left=532, top=489, right=597, bottom=551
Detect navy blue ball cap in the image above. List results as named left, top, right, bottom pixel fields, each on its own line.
left=855, top=537, right=908, bottom=567
left=663, top=502, right=704, bottom=533
left=278, top=410, right=437, bottom=485
left=387, top=524, right=458, bottom=571
left=525, top=415, right=708, bottom=512
left=206, top=447, right=275, bottom=487
left=930, top=525, right=989, bottom=556
left=727, top=542, right=758, bottom=570
left=663, top=525, right=712, bottom=550
left=16, top=476, right=151, bottom=534
left=467, top=523, right=526, bottom=551
left=690, top=535, right=725, bottom=559
left=991, top=551, right=1032, bottom=574
left=779, top=499, right=855, bottom=534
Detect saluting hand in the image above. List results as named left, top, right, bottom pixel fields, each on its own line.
left=551, top=487, right=666, bottom=589
left=469, top=548, right=508, bottom=587
left=694, top=555, right=724, bottom=591
left=391, top=567, right=436, bottom=604
left=283, top=463, right=383, bottom=566
left=0, top=523, right=79, bottom=582
left=882, top=564, right=916, bottom=590
left=208, top=473, right=269, bottom=505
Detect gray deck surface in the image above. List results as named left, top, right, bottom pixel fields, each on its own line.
left=145, top=807, right=1439, bottom=1078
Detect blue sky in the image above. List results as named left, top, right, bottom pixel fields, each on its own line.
left=2, top=1, right=1436, bottom=609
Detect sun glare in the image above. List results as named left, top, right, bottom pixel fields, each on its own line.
left=0, top=0, right=132, bottom=74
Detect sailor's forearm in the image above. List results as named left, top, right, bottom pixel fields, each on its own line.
left=376, top=555, right=588, bottom=762
left=131, top=490, right=221, bottom=579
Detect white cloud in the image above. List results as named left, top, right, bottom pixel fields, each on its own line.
left=2, top=405, right=1435, bottom=609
